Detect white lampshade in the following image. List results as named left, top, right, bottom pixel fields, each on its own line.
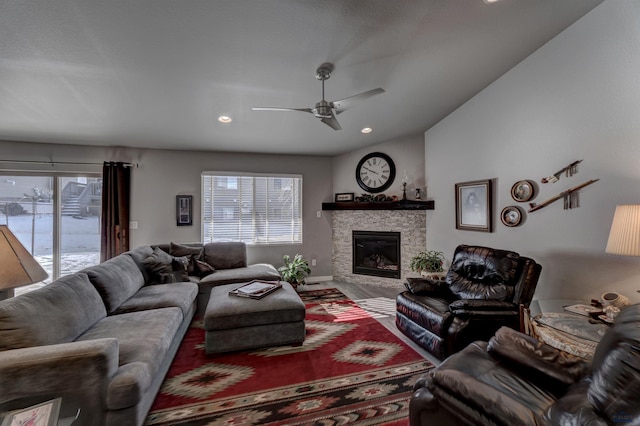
left=605, top=205, right=640, bottom=256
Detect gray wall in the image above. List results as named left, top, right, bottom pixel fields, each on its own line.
left=424, top=0, right=640, bottom=304
left=0, top=141, right=335, bottom=278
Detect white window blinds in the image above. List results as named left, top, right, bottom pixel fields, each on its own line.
left=202, top=173, right=303, bottom=245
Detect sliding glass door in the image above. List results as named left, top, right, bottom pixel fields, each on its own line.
left=0, top=174, right=101, bottom=290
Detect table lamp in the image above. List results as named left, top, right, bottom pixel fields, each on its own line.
left=605, top=204, right=640, bottom=298
left=0, top=225, right=48, bottom=300
left=606, top=205, right=640, bottom=256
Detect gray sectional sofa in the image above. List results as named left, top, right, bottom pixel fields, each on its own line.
left=0, top=241, right=281, bottom=426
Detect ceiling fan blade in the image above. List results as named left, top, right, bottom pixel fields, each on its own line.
left=251, top=107, right=313, bottom=113
left=332, top=88, right=385, bottom=114
left=321, top=115, right=342, bottom=130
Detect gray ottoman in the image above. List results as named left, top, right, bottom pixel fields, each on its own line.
left=204, top=281, right=306, bottom=354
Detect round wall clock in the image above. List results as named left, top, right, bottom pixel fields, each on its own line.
left=355, top=152, right=396, bottom=193
left=501, top=206, right=523, bottom=227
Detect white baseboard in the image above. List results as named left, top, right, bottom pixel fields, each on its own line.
left=306, top=276, right=333, bottom=284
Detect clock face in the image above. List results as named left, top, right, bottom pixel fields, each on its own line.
left=356, top=152, right=396, bottom=193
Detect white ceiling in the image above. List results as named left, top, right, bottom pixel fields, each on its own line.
left=0, top=0, right=604, bottom=156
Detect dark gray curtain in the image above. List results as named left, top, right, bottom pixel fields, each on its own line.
left=101, top=162, right=131, bottom=262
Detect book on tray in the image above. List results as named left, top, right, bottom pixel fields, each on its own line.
left=563, top=303, right=602, bottom=316
left=229, top=280, right=282, bottom=299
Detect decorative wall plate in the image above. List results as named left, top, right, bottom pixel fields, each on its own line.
left=510, top=180, right=535, bottom=202
left=501, top=206, right=523, bottom=227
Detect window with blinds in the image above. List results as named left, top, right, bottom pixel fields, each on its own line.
left=201, top=173, right=303, bottom=245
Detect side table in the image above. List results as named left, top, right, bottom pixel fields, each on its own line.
left=0, top=396, right=80, bottom=426
left=527, top=299, right=609, bottom=360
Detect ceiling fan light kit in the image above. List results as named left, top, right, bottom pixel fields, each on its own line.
left=252, top=62, right=385, bottom=131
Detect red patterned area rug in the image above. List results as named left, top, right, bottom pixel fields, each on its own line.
left=146, top=288, right=433, bottom=425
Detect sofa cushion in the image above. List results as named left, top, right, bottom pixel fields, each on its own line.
left=76, top=307, right=183, bottom=410
left=84, top=255, right=146, bottom=313
left=431, top=341, right=555, bottom=425
left=169, top=242, right=204, bottom=275
left=0, top=273, right=106, bottom=350
left=199, top=263, right=281, bottom=287
left=113, top=282, right=198, bottom=317
left=125, top=245, right=154, bottom=266
left=203, top=242, right=247, bottom=270
left=396, top=291, right=453, bottom=336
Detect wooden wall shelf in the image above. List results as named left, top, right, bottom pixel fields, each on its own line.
left=322, top=200, right=434, bottom=211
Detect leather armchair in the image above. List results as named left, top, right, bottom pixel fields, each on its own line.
left=409, top=303, right=640, bottom=426
left=396, top=245, right=541, bottom=359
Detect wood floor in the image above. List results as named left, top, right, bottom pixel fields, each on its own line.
left=299, top=280, right=441, bottom=366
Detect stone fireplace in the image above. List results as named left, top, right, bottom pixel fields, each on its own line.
left=330, top=209, right=427, bottom=287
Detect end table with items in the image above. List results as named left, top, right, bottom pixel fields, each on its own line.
left=525, top=299, right=611, bottom=360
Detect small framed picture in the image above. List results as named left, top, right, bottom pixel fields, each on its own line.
left=176, top=195, right=193, bottom=226
left=500, top=206, right=524, bottom=227
left=335, top=192, right=355, bottom=202
left=511, top=180, right=535, bottom=202
left=0, top=398, right=61, bottom=426
left=455, top=179, right=492, bottom=232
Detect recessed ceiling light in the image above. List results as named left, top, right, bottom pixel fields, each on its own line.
left=218, top=115, right=232, bottom=123
left=483, top=0, right=499, bottom=3
left=361, top=127, right=373, bottom=134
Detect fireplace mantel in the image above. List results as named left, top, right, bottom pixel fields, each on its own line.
left=322, top=200, right=434, bottom=211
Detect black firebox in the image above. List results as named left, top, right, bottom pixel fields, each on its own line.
left=352, top=230, right=401, bottom=279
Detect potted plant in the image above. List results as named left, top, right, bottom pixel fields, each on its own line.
left=278, top=254, right=311, bottom=289
left=410, top=250, right=446, bottom=279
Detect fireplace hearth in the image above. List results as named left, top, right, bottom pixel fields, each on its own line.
left=352, top=231, right=401, bottom=279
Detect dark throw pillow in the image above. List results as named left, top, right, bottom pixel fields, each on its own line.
left=142, top=247, right=173, bottom=278
left=169, top=242, right=204, bottom=275
left=195, top=260, right=216, bottom=278
left=171, top=256, right=190, bottom=282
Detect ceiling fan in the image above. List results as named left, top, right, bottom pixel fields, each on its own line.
left=252, top=62, right=385, bottom=130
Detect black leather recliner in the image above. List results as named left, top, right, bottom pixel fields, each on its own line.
left=396, top=245, right=541, bottom=360
left=410, top=303, right=640, bottom=426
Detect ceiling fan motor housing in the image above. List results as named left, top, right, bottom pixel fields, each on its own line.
left=314, top=100, right=333, bottom=118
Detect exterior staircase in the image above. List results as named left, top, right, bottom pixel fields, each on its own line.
left=61, top=197, right=82, bottom=216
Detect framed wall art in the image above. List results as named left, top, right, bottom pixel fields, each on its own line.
left=455, top=179, right=493, bottom=232
left=501, top=206, right=524, bottom=227
left=176, top=195, right=193, bottom=226
left=335, top=192, right=355, bottom=202
left=511, top=180, right=535, bottom=202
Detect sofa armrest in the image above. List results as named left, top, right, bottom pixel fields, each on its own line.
left=487, top=326, right=589, bottom=388
left=0, top=338, right=119, bottom=404
left=449, top=299, right=519, bottom=317
left=404, top=277, right=451, bottom=296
